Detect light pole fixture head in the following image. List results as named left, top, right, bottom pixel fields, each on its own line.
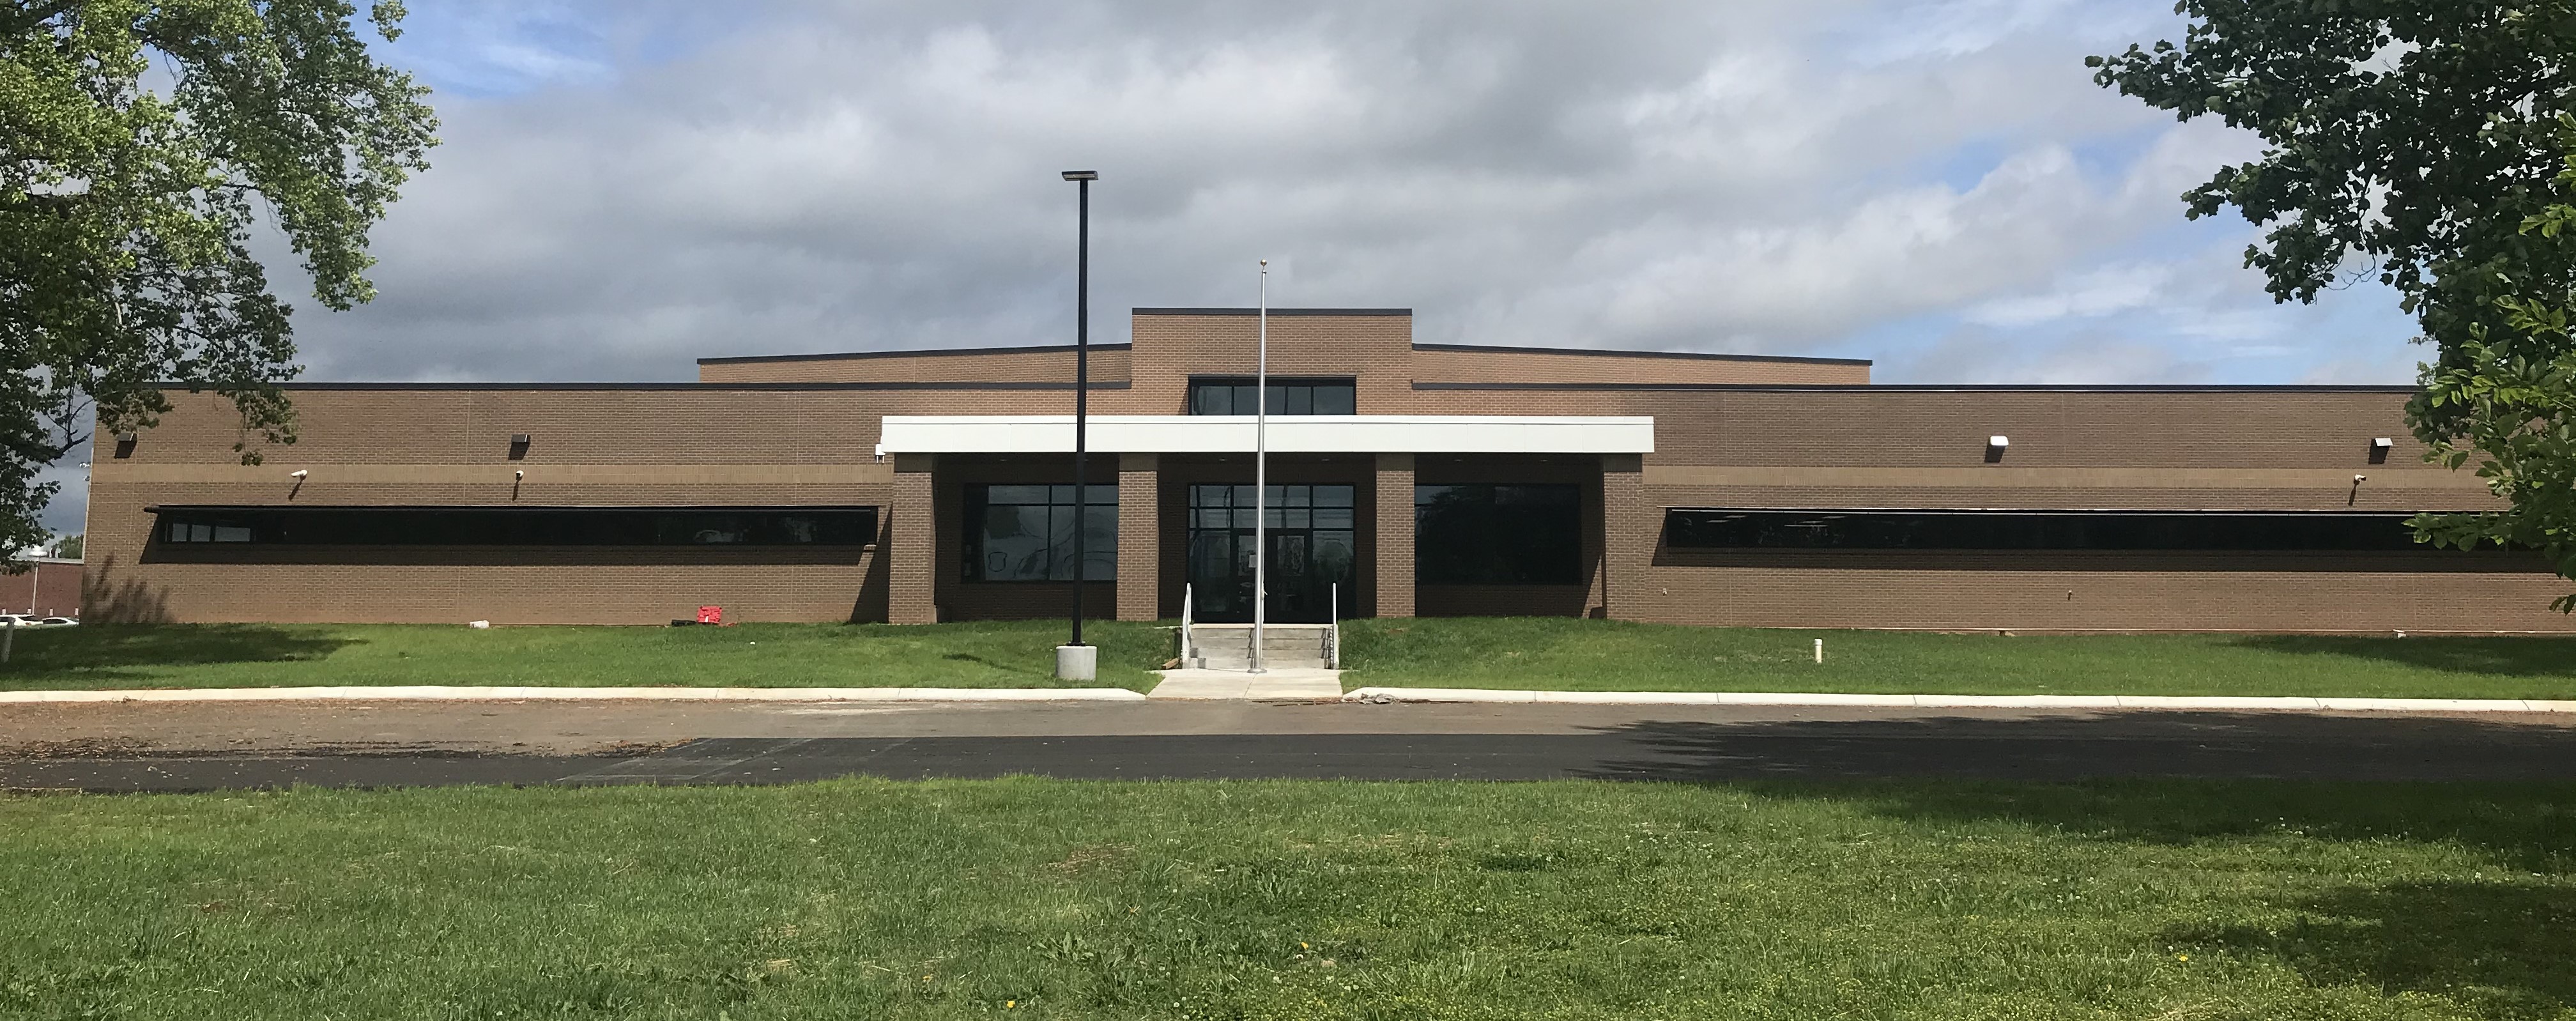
left=1061, top=170, right=1098, bottom=181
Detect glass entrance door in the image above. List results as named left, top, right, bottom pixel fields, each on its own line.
left=1186, top=484, right=1357, bottom=623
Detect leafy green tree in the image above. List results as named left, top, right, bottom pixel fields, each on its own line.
left=2091, top=2, right=2576, bottom=608
left=1, top=0, right=434, bottom=558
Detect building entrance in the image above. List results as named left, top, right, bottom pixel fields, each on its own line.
left=1186, top=484, right=1358, bottom=623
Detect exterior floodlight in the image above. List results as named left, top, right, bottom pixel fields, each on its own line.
left=1987, top=436, right=2009, bottom=448
left=289, top=469, right=309, bottom=479
left=1061, top=170, right=1098, bottom=181
left=2372, top=437, right=2393, bottom=448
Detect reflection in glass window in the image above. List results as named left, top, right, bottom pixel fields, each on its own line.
left=963, top=484, right=1117, bottom=581
left=1186, top=378, right=1356, bottom=415
left=153, top=507, right=877, bottom=546
left=1416, top=484, right=1582, bottom=584
left=1662, top=509, right=2435, bottom=551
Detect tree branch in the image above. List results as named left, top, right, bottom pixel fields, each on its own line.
left=0, top=0, right=81, bottom=38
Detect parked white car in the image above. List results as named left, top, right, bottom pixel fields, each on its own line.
left=0, top=614, right=73, bottom=627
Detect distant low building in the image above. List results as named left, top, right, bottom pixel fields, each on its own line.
left=77, top=306, right=2572, bottom=633
left=5, top=557, right=80, bottom=617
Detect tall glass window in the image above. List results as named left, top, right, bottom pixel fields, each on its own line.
left=1186, top=378, right=1356, bottom=415
left=1416, top=484, right=1583, bottom=584
left=963, top=484, right=1117, bottom=581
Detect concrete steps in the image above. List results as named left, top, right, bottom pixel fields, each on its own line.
left=1181, top=623, right=1333, bottom=670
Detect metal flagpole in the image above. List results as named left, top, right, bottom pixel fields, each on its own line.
left=1252, top=260, right=1268, bottom=674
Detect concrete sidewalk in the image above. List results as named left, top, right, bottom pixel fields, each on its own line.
left=1344, top=687, right=2576, bottom=713
left=1148, top=668, right=1344, bottom=700
left=0, top=686, right=1147, bottom=704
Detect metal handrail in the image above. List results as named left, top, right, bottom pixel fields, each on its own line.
left=1327, top=582, right=1340, bottom=670
left=1179, top=582, right=1193, bottom=668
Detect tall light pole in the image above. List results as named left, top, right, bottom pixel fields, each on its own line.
left=1059, top=169, right=1098, bottom=679
left=1251, top=260, right=1268, bottom=673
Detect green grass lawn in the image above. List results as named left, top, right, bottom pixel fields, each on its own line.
left=5, top=617, right=2576, bottom=698
left=0, top=620, right=1173, bottom=693
left=1338, top=617, right=2576, bottom=700
left=3, top=778, right=2572, bottom=1018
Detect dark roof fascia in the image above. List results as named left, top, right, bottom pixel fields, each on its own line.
left=1413, top=342, right=1872, bottom=367
left=1413, top=381, right=2421, bottom=394
left=144, top=504, right=884, bottom=513
left=1132, top=307, right=1412, bottom=317
left=696, top=342, right=1131, bottom=365
left=193, top=381, right=1131, bottom=392
left=1666, top=507, right=2418, bottom=518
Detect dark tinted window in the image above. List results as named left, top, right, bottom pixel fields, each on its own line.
left=1416, top=484, right=1582, bottom=583
left=1663, top=509, right=2428, bottom=551
left=1188, top=378, right=1356, bottom=415
left=153, top=507, right=878, bottom=546
left=963, top=484, right=1117, bottom=581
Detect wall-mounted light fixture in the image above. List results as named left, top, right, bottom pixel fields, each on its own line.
left=289, top=469, right=309, bottom=479
left=2370, top=436, right=2393, bottom=464
left=508, top=433, right=532, bottom=461
left=1984, top=435, right=2008, bottom=464
left=112, top=433, right=137, bottom=459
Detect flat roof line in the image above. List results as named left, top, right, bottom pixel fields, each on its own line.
left=697, top=342, right=1132, bottom=365
left=223, top=381, right=1135, bottom=392
left=1413, top=342, right=1871, bottom=366
left=1132, top=307, right=1411, bottom=317
left=1667, top=507, right=2419, bottom=516
left=1414, top=381, right=2420, bottom=394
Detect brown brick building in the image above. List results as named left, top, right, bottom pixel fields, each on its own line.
left=82, top=308, right=2576, bottom=633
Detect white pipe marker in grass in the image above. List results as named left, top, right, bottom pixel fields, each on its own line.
left=1814, top=638, right=1823, bottom=664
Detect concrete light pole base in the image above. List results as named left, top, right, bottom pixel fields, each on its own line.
left=1054, top=645, right=1098, bottom=682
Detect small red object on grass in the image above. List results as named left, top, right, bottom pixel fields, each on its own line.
left=697, top=606, right=724, bottom=626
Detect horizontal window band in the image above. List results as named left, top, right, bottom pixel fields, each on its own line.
left=153, top=506, right=879, bottom=547
left=1661, top=508, right=2467, bottom=553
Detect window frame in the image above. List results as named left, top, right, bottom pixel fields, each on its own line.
left=1184, top=376, right=1357, bottom=416
left=147, top=506, right=881, bottom=547
left=960, top=483, right=1119, bottom=583
left=1660, top=508, right=2440, bottom=552
left=1414, top=482, right=1585, bottom=585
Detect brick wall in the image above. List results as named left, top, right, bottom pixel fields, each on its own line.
left=1412, top=346, right=1867, bottom=385
left=1373, top=453, right=1414, bottom=618
left=84, top=316, right=2575, bottom=633
left=3, top=560, right=82, bottom=617
left=1117, top=453, right=1160, bottom=621
left=699, top=346, right=1132, bottom=384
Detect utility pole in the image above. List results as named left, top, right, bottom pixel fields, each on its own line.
left=1252, top=260, right=1268, bottom=673
left=1057, top=170, right=1099, bottom=681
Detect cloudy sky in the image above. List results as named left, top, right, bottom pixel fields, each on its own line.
left=40, top=0, right=2428, bottom=534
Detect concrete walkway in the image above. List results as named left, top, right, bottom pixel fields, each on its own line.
left=1344, top=687, right=2576, bottom=713
left=0, top=686, right=1147, bottom=704
left=1148, top=668, right=1344, bottom=700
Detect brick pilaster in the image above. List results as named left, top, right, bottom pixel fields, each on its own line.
left=1117, top=452, right=1160, bottom=621
left=1373, top=452, right=1414, bottom=618
left=889, top=454, right=938, bottom=624
left=1598, top=453, right=1647, bottom=622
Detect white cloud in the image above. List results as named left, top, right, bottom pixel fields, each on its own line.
left=247, top=0, right=2418, bottom=386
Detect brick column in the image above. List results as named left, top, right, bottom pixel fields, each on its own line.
left=1373, top=452, right=1414, bottom=618
left=1116, top=452, right=1160, bottom=621
left=889, top=454, right=938, bottom=624
left=1599, top=454, right=1648, bottom=622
